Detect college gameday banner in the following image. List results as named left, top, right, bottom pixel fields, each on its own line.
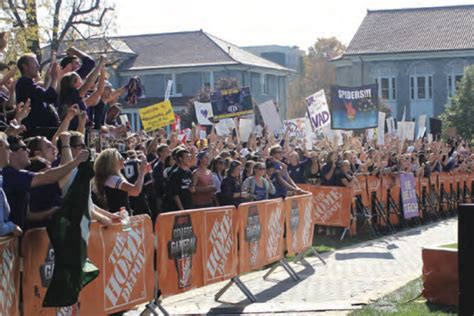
left=400, top=173, right=419, bottom=219
left=80, top=215, right=154, bottom=315
left=237, top=199, right=285, bottom=274
left=300, top=184, right=352, bottom=228
left=210, top=87, right=253, bottom=119
left=284, top=193, right=314, bottom=256
left=0, top=236, right=20, bottom=316
left=330, top=84, right=379, bottom=130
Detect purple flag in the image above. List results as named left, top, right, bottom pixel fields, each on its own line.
left=400, top=173, right=419, bottom=219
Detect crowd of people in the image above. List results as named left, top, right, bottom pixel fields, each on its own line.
left=1, top=32, right=473, bottom=238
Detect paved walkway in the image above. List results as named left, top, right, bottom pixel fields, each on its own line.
left=128, top=218, right=457, bottom=315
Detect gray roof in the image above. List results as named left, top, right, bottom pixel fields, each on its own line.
left=345, top=5, right=474, bottom=55
left=114, top=30, right=293, bottom=72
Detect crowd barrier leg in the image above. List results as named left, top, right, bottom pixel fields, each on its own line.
left=214, top=277, right=257, bottom=303
left=387, top=194, right=408, bottom=229
left=373, top=194, right=394, bottom=233
left=263, top=258, right=300, bottom=281
left=355, top=196, right=380, bottom=237
left=294, top=246, right=327, bottom=265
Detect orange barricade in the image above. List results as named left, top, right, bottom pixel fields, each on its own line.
left=430, top=173, right=439, bottom=193
left=238, top=199, right=285, bottom=274
left=22, top=215, right=154, bottom=316
left=301, top=184, right=352, bottom=228
left=283, top=193, right=314, bottom=256
left=438, top=173, right=451, bottom=195
left=367, top=175, right=382, bottom=198
left=418, top=176, right=430, bottom=199
left=156, top=206, right=238, bottom=297
left=381, top=174, right=399, bottom=225
left=0, top=236, right=20, bottom=316
left=453, top=173, right=462, bottom=201
left=352, top=174, right=369, bottom=206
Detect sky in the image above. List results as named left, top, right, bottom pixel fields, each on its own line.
left=114, top=0, right=473, bottom=52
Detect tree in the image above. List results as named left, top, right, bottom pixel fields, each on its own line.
left=287, top=37, right=346, bottom=118
left=0, top=0, right=114, bottom=63
left=439, top=65, right=474, bottom=143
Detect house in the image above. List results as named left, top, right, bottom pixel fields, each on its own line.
left=243, top=45, right=305, bottom=77
left=61, top=31, right=294, bottom=131
left=332, top=5, right=474, bottom=121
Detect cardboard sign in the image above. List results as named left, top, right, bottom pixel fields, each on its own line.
left=386, top=117, right=396, bottom=134
left=284, top=194, right=314, bottom=256
left=330, top=84, right=379, bottom=130
left=377, top=112, right=386, bottom=145
left=283, top=117, right=306, bottom=138
left=405, top=122, right=415, bottom=141
left=237, top=199, right=285, bottom=274
left=194, top=102, right=214, bottom=125
left=239, top=118, right=254, bottom=142
left=139, top=100, right=175, bottom=132
left=258, top=100, right=282, bottom=133
left=210, top=87, right=253, bottom=119
left=0, top=236, right=20, bottom=316
left=306, top=90, right=330, bottom=131
left=400, top=173, right=419, bottom=219
left=165, top=80, right=173, bottom=101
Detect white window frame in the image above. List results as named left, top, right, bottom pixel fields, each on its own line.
left=261, top=74, right=269, bottom=95
left=410, top=75, right=432, bottom=100
left=374, top=77, right=396, bottom=100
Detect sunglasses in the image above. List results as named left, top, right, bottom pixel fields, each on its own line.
left=257, top=167, right=266, bottom=170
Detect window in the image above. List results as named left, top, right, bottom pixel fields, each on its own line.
left=408, top=62, right=433, bottom=100
left=372, top=65, right=396, bottom=100
left=175, top=74, right=183, bottom=94
left=375, top=77, right=396, bottom=100
left=261, top=74, right=269, bottom=95
left=446, top=61, right=466, bottom=98
left=201, top=72, right=211, bottom=89
left=409, top=75, right=432, bottom=100
left=447, top=74, right=463, bottom=97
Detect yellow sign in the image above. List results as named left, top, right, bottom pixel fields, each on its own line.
left=138, top=100, right=176, bottom=132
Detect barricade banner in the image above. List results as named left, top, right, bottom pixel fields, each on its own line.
left=352, top=174, right=369, bottom=206
left=202, top=207, right=238, bottom=286
left=22, top=215, right=154, bottom=316
left=454, top=173, right=462, bottom=200
left=238, top=199, right=285, bottom=274
left=430, top=174, right=439, bottom=193
left=438, top=173, right=451, bottom=195
left=400, top=173, right=419, bottom=219
left=155, top=206, right=238, bottom=297
left=284, top=193, right=314, bottom=256
left=301, top=185, right=352, bottom=228
left=367, top=175, right=382, bottom=197
left=0, top=236, right=20, bottom=316
left=419, top=176, right=430, bottom=199
left=80, top=215, right=155, bottom=315
left=381, top=174, right=399, bottom=225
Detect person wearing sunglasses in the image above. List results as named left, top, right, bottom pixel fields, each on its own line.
left=242, top=162, right=275, bottom=201
left=2, top=135, right=90, bottom=231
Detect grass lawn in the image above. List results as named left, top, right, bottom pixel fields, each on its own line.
left=350, top=278, right=458, bottom=315
left=441, top=243, right=458, bottom=249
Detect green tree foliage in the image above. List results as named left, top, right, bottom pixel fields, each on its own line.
left=0, top=0, right=114, bottom=64
left=288, top=37, right=346, bottom=118
left=439, top=65, right=474, bottom=142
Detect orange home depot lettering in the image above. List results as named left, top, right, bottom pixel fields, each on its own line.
left=203, top=207, right=238, bottom=285
left=156, top=209, right=205, bottom=297
left=0, top=236, right=19, bottom=316
left=265, top=199, right=285, bottom=263
left=284, top=194, right=314, bottom=256
left=80, top=215, right=154, bottom=315
left=303, top=185, right=352, bottom=227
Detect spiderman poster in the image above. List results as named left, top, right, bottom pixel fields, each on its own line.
left=330, top=84, right=379, bottom=130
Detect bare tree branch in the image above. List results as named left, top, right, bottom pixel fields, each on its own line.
left=7, top=0, right=25, bottom=28
left=75, top=0, right=100, bottom=16
left=72, top=7, right=109, bottom=27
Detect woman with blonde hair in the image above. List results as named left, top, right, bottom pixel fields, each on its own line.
left=94, top=148, right=148, bottom=214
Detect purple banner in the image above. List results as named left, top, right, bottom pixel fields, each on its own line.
left=400, top=173, right=419, bottom=219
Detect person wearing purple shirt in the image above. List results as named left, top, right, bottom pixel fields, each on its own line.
left=15, top=54, right=60, bottom=134
left=0, top=132, right=22, bottom=237
left=3, top=135, right=89, bottom=230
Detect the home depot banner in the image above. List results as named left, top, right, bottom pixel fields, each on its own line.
left=238, top=199, right=285, bottom=274
left=330, top=84, right=379, bottom=130
left=284, top=194, right=314, bottom=256
left=0, top=236, right=20, bottom=316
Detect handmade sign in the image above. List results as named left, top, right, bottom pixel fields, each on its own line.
left=306, top=90, right=330, bottom=131
left=283, top=117, right=306, bottom=138
left=400, top=173, right=419, bottom=219
left=210, top=87, right=253, bottom=119
left=258, top=100, right=282, bottom=133
left=377, top=112, right=385, bottom=145
left=194, top=102, right=214, bottom=125
left=330, top=84, right=378, bottom=130
left=139, top=100, right=175, bottom=132
left=239, top=118, right=254, bottom=142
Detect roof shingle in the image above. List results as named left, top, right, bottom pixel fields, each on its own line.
left=345, top=5, right=474, bottom=55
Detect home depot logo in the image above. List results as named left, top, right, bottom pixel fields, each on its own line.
left=206, top=211, right=233, bottom=280
left=0, top=243, right=16, bottom=315
left=266, top=204, right=283, bottom=260
left=105, top=223, right=146, bottom=308
left=302, top=198, right=312, bottom=246
left=289, top=200, right=300, bottom=250
left=368, top=177, right=380, bottom=192
left=314, top=189, right=342, bottom=223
